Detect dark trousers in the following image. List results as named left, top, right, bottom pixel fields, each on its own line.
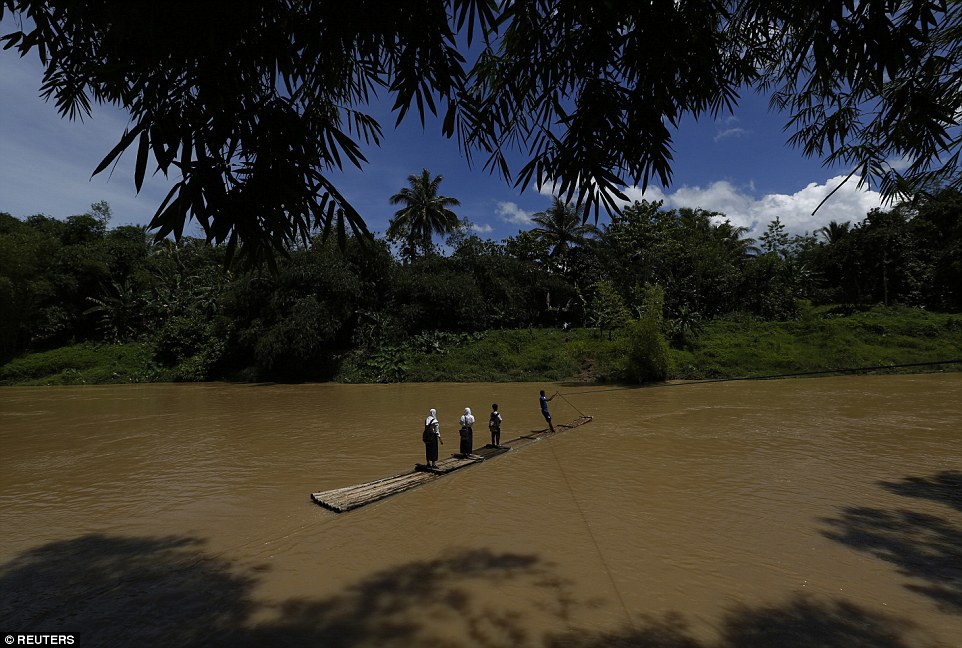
left=425, top=436, right=439, bottom=462
left=459, top=427, right=473, bottom=455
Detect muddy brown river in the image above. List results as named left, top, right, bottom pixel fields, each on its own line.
left=1, top=374, right=961, bottom=647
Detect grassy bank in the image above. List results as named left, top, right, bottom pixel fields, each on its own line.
left=670, top=305, right=962, bottom=380
left=2, top=305, right=961, bottom=386
left=0, top=342, right=161, bottom=386
left=338, top=305, right=962, bottom=383
left=336, top=328, right=627, bottom=384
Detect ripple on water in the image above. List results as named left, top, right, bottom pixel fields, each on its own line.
left=1, top=376, right=961, bottom=645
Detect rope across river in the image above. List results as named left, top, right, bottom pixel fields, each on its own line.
left=555, top=390, right=588, bottom=417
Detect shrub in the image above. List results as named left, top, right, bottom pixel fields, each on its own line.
left=625, top=318, right=669, bottom=383
left=624, top=284, right=669, bottom=383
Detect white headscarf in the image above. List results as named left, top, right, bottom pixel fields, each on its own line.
left=425, top=408, right=438, bottom=427
left=460, top=407, right=475, bottom=427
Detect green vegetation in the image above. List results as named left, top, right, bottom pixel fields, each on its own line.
left=3, top=306, right=959, bottom=387
left=338, top=329, right=623, bottom=384
left=387, top=169, right=462, bottom=261
left=625, top=284, right=670, bottom=383
left=670, top=306, right=962, bottom=380
left=2, top=187, right=961, bottom=386
left=0, top=342, right=157, bottom=386
left=336, top=305, right=962, bottom=384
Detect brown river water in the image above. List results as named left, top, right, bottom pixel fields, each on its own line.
left=1, top=374, right=961, bottom=647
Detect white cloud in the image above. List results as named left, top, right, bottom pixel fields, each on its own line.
left=496, top=201, right=534, bottom=225
left=713, top=127, right=747, bottom=142
left=624, top=175, right=885, bottom=236
left=886, top=155, right=912, bottom=172
left=622, top=185, right=666, bottom=205
left=471, top=223, right=494, bottom=234
left=534, top=179, right=560, bottom=197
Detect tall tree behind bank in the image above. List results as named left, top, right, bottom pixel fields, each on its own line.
left=529, top=198, right=599, bottom=275
left=599, top=201, right=753, bottom=321
left=386, top=169, right=460, bottom=261
left=799, top=187, right=962, bottom=311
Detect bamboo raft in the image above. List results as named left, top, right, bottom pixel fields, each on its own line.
left=311, top=415, right=592, bottom=513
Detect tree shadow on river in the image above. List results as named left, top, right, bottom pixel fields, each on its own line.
left=0, top=533, right=929, bottom=647
left=0, top=534, right=257, bottom=645
left=546, top=597, right=920, bottom=648
left=821, top=470, right=962, bottom=614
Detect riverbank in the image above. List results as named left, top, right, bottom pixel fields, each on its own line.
left=1, top=305, right=960, bottom=386
left=337, top=304, right=962, bottom=383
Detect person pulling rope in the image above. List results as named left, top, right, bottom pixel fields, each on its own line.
left=540, top=388, right=590, bottom=429
left=539, top=389, right=557, bottom=433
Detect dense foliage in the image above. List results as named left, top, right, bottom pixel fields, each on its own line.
left=3, top=1, right=960, bottom=261
left=2, top=188, right=960, bottom=382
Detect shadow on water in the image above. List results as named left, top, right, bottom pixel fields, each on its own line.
left=547, top=597, right=918, bottom=648
left=253, top=549, right=557, bottom=648
left=0, top=535, right=258, bottom=646
left=822, top=471, right=962, bottom=614
left=880, top=471, right=962, bottom=514
left=0, top=533, right=926, bottom=647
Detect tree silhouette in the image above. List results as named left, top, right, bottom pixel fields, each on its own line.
left=817, top=221, right=852, bottom=246
left=822, top=471, right=962, bottom=614
left=530, top=198, right=599, bottom=272
left=3, top=1, right=960, bottom=265
left=386, top=168, right=461, bottom=261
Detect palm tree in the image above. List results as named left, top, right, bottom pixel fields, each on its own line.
left=84, top=279, right=142, bottom=342
left=715, top=221, right=759, bottom=257
left=530, top=197, right=599, bottom=259
left=817, top=220, right=851, bottom=245
left=387, top=169, right=461, bottom=260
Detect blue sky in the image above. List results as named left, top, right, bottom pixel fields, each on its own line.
left=1, top=46, right=888, bottom=243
